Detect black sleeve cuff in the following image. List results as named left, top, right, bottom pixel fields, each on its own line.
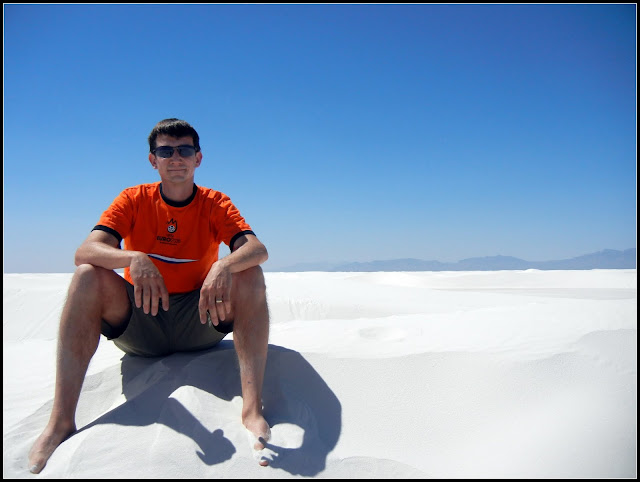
left=229, top=230, right=256, bottom=252
left=92, top=225, right=123, bottom=244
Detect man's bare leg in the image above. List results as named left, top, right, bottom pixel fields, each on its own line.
left=229, top=266, right=271, bottom=465
left=27, top=265, right=131, bottom=474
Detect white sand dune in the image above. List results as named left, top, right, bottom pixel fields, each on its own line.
left=3, top=269, right=637, bottom=478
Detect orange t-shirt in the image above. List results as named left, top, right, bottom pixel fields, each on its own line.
left=93, top=182, right=254, bottom=294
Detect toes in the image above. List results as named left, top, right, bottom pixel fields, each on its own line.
left=247, top=429, right=276, bottom=466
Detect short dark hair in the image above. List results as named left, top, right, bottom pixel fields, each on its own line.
left=148, top=118, right=201, bottom=153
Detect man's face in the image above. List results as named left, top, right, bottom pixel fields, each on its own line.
left=148, top=134, right=203, bottom=184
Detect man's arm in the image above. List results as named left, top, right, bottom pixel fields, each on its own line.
left=221, top=233, right=269, bottom=273
left=75, top=230, right=139, bottom=269
left=199, top=234, right=268, bottom=325
left=75, top=230, right=169, bottom=315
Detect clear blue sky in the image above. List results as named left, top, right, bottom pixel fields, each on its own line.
left=3, top=3, right=637, bottom=272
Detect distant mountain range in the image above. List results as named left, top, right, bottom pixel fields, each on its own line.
left=268, top=248, right=636, bottom=272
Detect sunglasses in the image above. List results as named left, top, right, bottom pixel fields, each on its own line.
left=152, top=145, right=198, bottom=158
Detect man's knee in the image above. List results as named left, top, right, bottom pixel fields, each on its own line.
left=232, top=266, right=267, bottom=303
left=74, top=263, right=109, bottom=277
left=73, top=264, right=119, bottom=289
left=73, top=263, right=105, bottom=286
left=73, top=264, right=130, bottom=324
left=72, top=264, right=128, bottom=305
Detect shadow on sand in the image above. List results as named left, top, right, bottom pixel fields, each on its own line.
left=75, top=342, right=342, bottom=476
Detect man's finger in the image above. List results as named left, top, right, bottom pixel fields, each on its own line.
left=134, top=284, right=142, bottom=309
left=215, top=297, right=226, bottom=322
left=161, top=286, right=170, bottom=312
left=150, top=285, right=160, bottom=316
left=198, top=297, right=208, bottom=324
left=209, top=307, right=220, bottom=326
left=142, top=286, right=151, bottom=314
left=209, top=293, right=223, bottom=324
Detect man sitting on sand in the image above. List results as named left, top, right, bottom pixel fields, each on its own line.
left=27, top=118, right=272, bottom=473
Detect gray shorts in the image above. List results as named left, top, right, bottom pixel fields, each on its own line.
left=101, top=281, right=233, bottom=357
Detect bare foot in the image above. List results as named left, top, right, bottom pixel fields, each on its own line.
left=28, top=423, right=75, bottom=474
left=243, top=413, right=271, bottom=466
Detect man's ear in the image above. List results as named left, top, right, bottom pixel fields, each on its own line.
left=195, top=151, right=203, bottom=167
left=149, top=152, right=158, bottom=169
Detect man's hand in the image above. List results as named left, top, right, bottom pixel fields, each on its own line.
left=129, top=253, right=169, bottom=316
left=199, top=262, right=232, bottom=326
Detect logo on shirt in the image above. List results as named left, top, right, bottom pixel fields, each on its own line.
left=157, top=218, right=181, bottom=245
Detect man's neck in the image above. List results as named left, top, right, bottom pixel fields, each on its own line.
left=160, top=181, right=196, bottom=204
